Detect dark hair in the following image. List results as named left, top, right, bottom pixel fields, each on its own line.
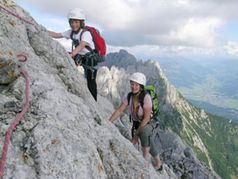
left=80, top=20, right=85, bottom=28
left=138, top=85, right=146, bottom=103
left=140, top=84, right=144, bottom=90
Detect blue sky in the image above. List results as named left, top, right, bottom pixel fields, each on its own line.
left=14, top=0, right=238, bottom=59
left=218, top=21, right=238, bottom=42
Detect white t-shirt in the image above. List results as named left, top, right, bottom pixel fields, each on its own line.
left=61, top=29, right=95, bottom=55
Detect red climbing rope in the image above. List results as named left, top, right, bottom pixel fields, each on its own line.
left=0, top=4, right=35, bottom=178
left=0, top=54, right=30, bottom=178
left=0, top=4, right=36, bottom=27
left=17, top=54, right=28, bottom=62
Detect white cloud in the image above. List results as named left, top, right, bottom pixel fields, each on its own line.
left=167, top=18, right=223, bottom=48
left=224, top=41, right=238, bottom=56
left=107, top=44, right=225, bottom=60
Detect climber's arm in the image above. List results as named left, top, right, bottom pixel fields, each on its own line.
left=48, top=30, right=63, bottom=38
left=109, top=103, right=127, bottom=123
left=70, top=41, right=88, bottom=57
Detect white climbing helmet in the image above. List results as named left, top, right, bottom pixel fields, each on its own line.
left=130, top=72, right=146, bottom=86
left=67, top=8, right=86, bottom=20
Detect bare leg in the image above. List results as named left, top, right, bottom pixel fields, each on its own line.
left=142, top=147, right=150, bottom=159
left=153, top=154, right=161, bottom=169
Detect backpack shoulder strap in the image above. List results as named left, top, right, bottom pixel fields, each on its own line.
left=70, top=30, right=74, bottom=52
left=127, top=92, right=133, bottom=122
left=70, top=30, right=74, bottom=40
left=79, top=28, right=87, bottom=41
left=127, top=92, right=133, bottom=106
left=79, top=27, right=93, bottom=52
left=138, top=90, right=147, bottom=108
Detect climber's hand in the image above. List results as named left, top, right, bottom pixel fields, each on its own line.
left=131, top=135, right=139, bottom=145
left=70, top=53, right=74, bottom=58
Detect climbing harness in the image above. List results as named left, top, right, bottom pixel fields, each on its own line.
left=74, top=54, right=97, bottom=80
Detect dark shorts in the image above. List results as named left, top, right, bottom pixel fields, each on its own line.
left=133, top=121, right=160, bottom=157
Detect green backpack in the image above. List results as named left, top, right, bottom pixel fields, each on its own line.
left=127, top=85, right=159, bottom=121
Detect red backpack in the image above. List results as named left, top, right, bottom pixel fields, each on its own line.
left=80, top=26, right=106, bottom=58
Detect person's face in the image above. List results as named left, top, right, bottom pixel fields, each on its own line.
left=69, top=19, right=81, bottom=31
left=130, top=81, right=141, bottom=94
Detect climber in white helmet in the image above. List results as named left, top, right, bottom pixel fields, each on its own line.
left=48, top=8, right=98, bottom=101
left=109, top=72, right=162, bottom=171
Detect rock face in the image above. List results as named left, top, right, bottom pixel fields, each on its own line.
left=0, top=1, right=169, bottom=178
left=156, top=131, right=217, bottom=178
